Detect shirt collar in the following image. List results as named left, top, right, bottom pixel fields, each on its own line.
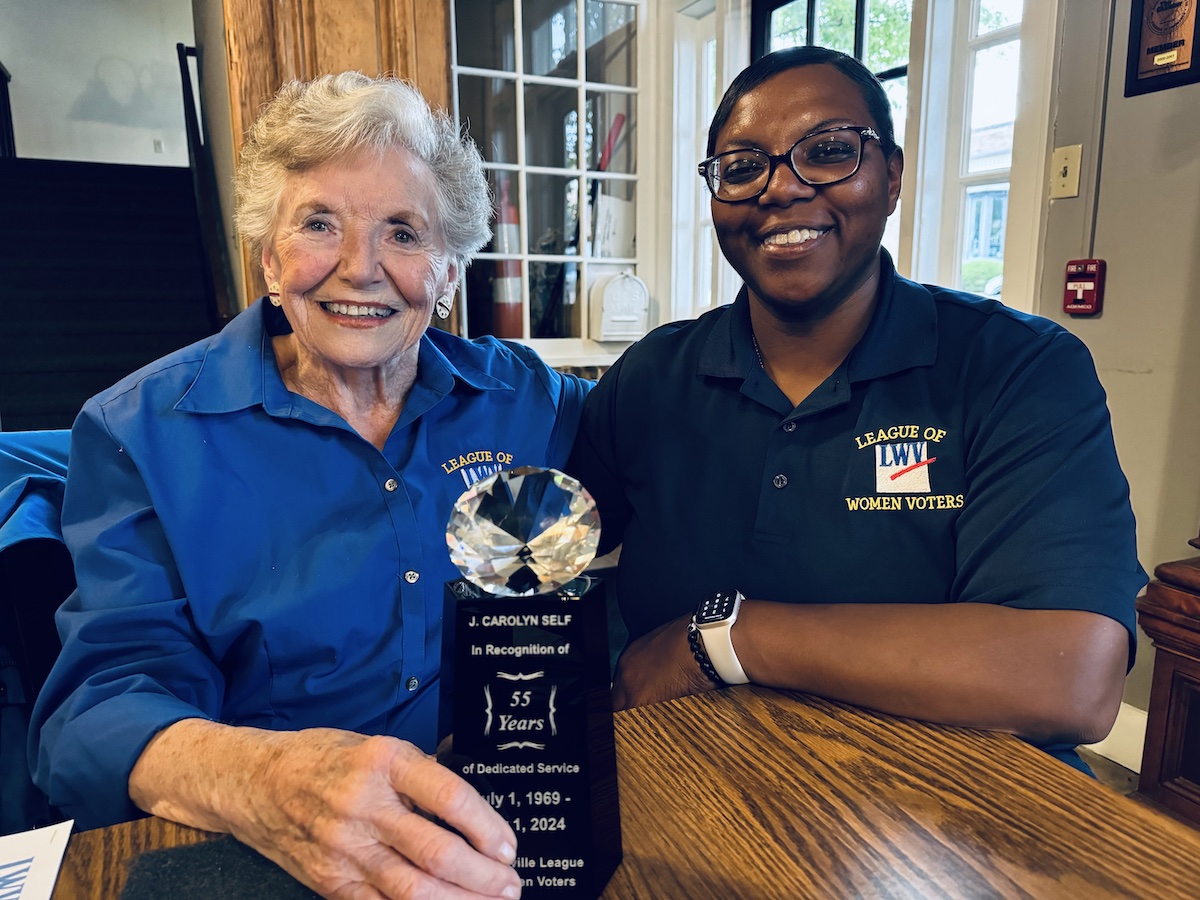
left=696, top=288, right=758, bottom=380
left=175, top=300, right=513, bottom=416
left=845, top=250, right=939, bottom=382
left=696, top=250, right=939, bottom=384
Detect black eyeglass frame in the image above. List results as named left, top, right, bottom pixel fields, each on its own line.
left=697, top=125, right=882, bottom=203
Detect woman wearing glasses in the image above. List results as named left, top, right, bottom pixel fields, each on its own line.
left=568, top=46, right=1143, bottom=773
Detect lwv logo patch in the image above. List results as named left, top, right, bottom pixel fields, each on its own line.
left=875, top=441, right=936, bottom=493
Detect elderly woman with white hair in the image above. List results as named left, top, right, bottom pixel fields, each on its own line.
left=31, top=72, right=589, bottom=898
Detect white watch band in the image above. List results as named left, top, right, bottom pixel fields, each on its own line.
left=698, top=597, right=750, bottom=685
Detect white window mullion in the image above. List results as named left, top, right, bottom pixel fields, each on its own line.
left=903, top=0, right=1055, bottom=308
left=513, top=0, right=530, bottom=339
left=577, top=0, right=589, bottom=339
left=999, top=0, right=1060, bottom=313
left=937, top=0, right=970, bottom=289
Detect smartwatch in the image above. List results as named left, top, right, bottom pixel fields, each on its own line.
left=692, top=589, right=750, bottom=685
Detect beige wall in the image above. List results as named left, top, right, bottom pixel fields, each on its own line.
left=0, top=0, right=194, bottom=166
left=1039, top=0, right=1200, bottom=711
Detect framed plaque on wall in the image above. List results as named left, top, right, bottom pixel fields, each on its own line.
left=1125, top=0, right=1200, bottom=96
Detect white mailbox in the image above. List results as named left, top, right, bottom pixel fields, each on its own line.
left=589, top=269, right=649, bottom=342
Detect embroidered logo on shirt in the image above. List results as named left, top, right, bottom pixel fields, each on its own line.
left=846, top=424, right=961, bottom=511
left=875, top=441, right=935, bottom=493
left=441, top=449, right=516, bottom=488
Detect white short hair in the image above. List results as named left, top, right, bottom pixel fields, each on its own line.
left=235, top=72, right=491, bottom=269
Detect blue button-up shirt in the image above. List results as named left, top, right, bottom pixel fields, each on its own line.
left=31, top=300, right=590, bottom=828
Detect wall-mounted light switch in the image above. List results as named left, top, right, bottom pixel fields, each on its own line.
left=1049, top=144, right=1082, bottom=199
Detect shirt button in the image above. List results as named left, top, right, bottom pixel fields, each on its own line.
left=773, top=474, right=788, bottom=489
left=384, top=478, right=399, bottom=492
left=404, top=570, right=419, bottom=584
left=406, top=676, right=420, bottom=692
left=783, top=422, right=797, bottom=433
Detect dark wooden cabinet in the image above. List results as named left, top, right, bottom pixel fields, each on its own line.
left=1137, top=531, right=1200, bottom=827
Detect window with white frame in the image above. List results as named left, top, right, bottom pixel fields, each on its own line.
left=904, top=0, right=1055, bottom=312
left=949, top=1, right=1022, bottom=297
left=746, top=0, right=1054, bottom=313
left=449, top=0, right=1055, bottom=355
left=451, top=0, right=643, bottom=358
left=670, top=0, right=738, bottom=321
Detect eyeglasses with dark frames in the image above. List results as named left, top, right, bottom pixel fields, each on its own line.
left=698, top=125, right=882, bottom=203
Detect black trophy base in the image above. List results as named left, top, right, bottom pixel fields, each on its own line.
left=441, top=576, right=621, bottom=898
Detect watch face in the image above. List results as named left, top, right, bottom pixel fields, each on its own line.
left=696, top=589, right=739, bottom=625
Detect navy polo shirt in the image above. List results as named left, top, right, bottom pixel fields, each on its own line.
left=568, top=255, right=1144, bottom=655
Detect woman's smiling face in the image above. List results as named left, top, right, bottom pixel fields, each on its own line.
left=710, top=63, right=902, bottom=322
left=262, top=144, right=456, bottom=378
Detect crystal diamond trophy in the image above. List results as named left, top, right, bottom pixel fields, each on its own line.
left=442, top=467, right=621, bottom=898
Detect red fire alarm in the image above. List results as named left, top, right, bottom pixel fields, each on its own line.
left=1063, top=259, right=1106, bottom=316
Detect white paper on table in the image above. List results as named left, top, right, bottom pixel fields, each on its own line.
left=0, top=820, right=74, bottom=900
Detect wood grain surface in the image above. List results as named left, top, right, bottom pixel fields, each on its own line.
left=52, top=687, right=1200, bottom=899
left=53, top=818, right=216, bottom=899
left=604, top=687, right=1200, bottom=899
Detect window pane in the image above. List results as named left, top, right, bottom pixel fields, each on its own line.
left=708, top=37, right=718, bottom=111
left=453, top=0, right=639, bottom=341
left=865, top=0, right=912, bottom=72
left=879, top=72, right=906, bottom=265
left=525, top=82, right=578, bottom=168
left=585, top=1, right=638, bottom=87
left=959, top=183, right=1008, bottom=296
left=967, top=40, right=1018, bottom=173
left=465, top=169, right=524, bottom=339
left=586, top=91, right=635, bottom=173
left=529, top=257, right=582, bottom=337
left=485, top=170, right=523, bottom=256
left=528, top=173, right=582, bottom=338
left=770, top=0, right=808, bottom=51
left=977, top=0, right=1022, bottom=37
left=458, top=75, right=518, bottom=165
left=813, top=0, right=855, bottom=57
left=564, top=110, right=580, bottom=169
left=464, top=265, right=526, bottom=338
left=456, top=0, right=516, bottom=71
left=528, top=172, right=580, bottom=258
left=882, top=73, right=907, bottom=150
left=588, top=179, right=636, bottom=259
left=524, top=0, right=578, bottom=78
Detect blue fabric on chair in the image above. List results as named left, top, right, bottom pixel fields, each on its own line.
left=0, top=429, right=70, bottom=835
left=0, top=430, right=70, bottom=552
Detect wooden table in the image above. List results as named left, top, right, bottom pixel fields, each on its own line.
left=54, top=686, right=1200, bottom=899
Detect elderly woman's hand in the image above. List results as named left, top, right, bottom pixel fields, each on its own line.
left=129, top=720, right=521, bottom=899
